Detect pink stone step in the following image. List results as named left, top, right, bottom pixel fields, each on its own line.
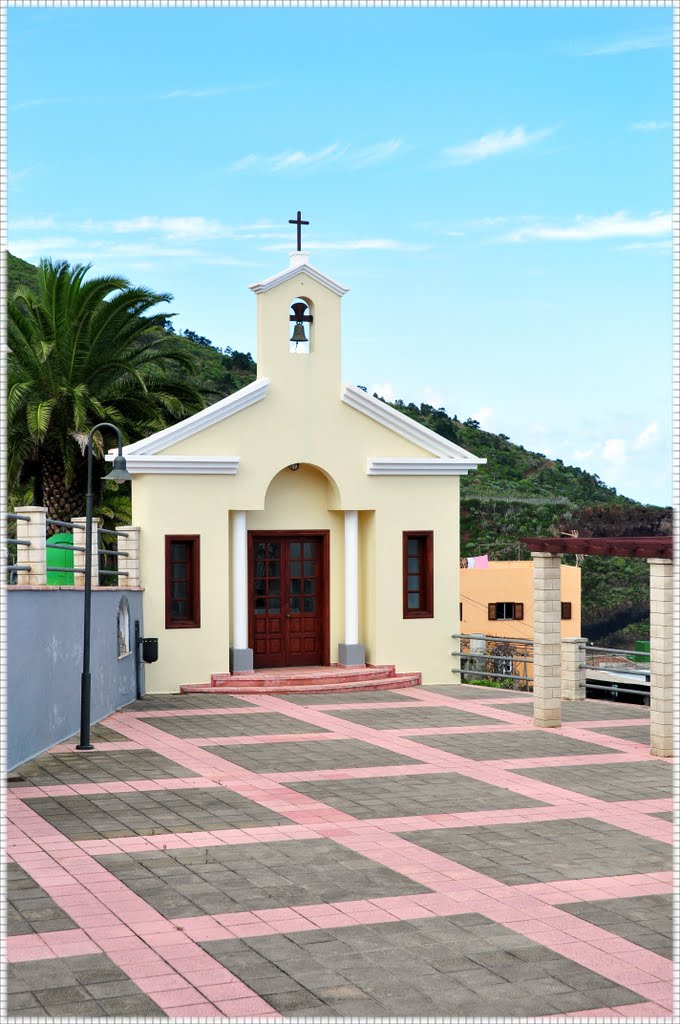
left=210, top=665, right=397, bottom=688
left=180, top=673, right=421, bottom=696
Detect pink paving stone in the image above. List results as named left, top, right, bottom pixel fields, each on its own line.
left=197, top=982, right=255, bottom=1001
left=629, top=984, right=675, bottom=1009
left=228, top=922, right=278, bottom=937
left=151, top=986, right=207, bottom=1009
left=616, top=1001, right=674, bottom=1018
left=7, top=935, right=52, bottom=962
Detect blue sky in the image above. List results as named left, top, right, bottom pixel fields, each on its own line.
left=8, top=5, right=674, bottom=505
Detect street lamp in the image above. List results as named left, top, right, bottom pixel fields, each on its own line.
left=76, top=422, right=132, bottom=750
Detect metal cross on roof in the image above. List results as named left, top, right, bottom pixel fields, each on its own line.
left=288, top=210, right=309, bottom=252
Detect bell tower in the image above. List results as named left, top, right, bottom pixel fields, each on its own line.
left=249, top=214, right=349, bottom=398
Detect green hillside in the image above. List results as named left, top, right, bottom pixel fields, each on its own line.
left=7, top=252, right=669, bottom=644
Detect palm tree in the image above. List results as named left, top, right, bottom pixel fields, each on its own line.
left=7, top=258, right=202, bottom=524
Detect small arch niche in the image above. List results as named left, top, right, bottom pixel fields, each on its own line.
left=117, top=596, right=131, bottom=658
left=289, top=297, right=313, bottom=354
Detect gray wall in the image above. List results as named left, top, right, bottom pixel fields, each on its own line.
left=7, top=589, right=144, bottom=771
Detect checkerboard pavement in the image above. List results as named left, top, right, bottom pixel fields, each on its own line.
left=6, top=682, right=675, bottom=1019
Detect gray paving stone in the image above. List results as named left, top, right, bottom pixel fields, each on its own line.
left=140, top=710, right=328, bottom=738
left=97, top=838, right=430, bottom=919
left=503, top=698, right=650, bottom=721
left=514, top=759, right=672, bottom=802
left=10, top=748, right=196, bottom=786
left=24, top=784, right=292, bottom=840
left=7, top=952, right=167, bottom=1019
left=560, top=894, right=674, bottom=958
left=424, top=684, right=528, bottom=699
left=278, top=689, right=421, bottom=704
left=8, top=865, right=79, bottom=936
left=202, top=914, right=645, bottom=1016
left=398, top=818, right=671, bottom=884
left=584, top=723, right=651, bottom=744
left=412, top=728, right=608, bottom=760
left=120, top=693, right=251, bottom=710
left=324, top=705, right=497, bottom=729
left=207, top=737, right=421, bottom=773
left=289, top=770, right=546, bottom=818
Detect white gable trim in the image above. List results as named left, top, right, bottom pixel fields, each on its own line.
left=117, top=378, right=269, bottom=457
left=368, top=458, right=478, bottom=476
left=112, top=456, right=240, bottom=475
left=250, top=262, right=349, bottom=297
left=343, top=385, right=486, bottom=464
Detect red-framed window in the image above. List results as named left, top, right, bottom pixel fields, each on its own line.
left=403, top=532, right=434, bottom=618
left=488, top=602, right=524, bottom=621
left=165, top=535, right=200, bottom=628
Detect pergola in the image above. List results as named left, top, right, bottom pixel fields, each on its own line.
left=522, top=536, right=674, bottom=757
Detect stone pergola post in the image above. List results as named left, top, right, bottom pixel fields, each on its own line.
left=14, top=507, right=47, bottom=586
left=532, top=551, right=562, bottom=727
left=561, top=637, right=587, bottom=701
left=117, top=526, right=140, bottom=588
left=648, top=558, right=674, bottom=757
left=72, top=516, right=101, bottom=589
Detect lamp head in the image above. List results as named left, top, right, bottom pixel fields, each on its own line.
left=103, top=454, right=133, bottom=483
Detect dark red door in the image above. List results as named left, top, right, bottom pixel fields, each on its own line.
left=249, top=533, right=329, bottom=669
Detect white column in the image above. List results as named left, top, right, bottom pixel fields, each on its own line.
left=561, top=637, right=587, bottom=700
left=344, top=510, right=359, bottom=645
left=230, top=511, right=253, bottom=672
left=72, top=516, right=100, bottom=589
left=117, top=526, right=140, bottom=588
left=648, top=558, right=674, bottom=757
left=338, top=510, right=365, bottom=666
left=15, top=507, right=47, bottom=586
left=532, top=552, right=562, bottom=728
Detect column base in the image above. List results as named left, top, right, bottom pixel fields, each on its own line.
left=338, top=643, right=365, bottom=667
left=229, top=648, right=254, bottom=673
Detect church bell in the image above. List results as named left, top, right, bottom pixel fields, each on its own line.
left=290, top=301, right=312, bottom=347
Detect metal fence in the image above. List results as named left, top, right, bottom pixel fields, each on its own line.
left=583, top=643, right=650, bottom=702
left=4, top=510, right=131, bottom=585
left=452, top=632, right=534, bottom=689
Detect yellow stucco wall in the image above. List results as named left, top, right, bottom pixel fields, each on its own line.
left=460, top=561, right=582, bottom=640
left=132, top=266, right=471, bottom=691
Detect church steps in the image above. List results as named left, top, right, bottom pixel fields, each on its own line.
left=179, top=672, right=421, bottom=696
left=208, top=665, right=397, bottom=687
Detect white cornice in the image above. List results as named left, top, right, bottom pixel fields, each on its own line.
left=249, top=262, right=349, bottom=297
left=368, top=458, right=475, bottom=476
left=343, top=386, right=486, bottom=465
left=121, top=456, right=240, bottom=475
left=112, top=378, right=270, bottom=457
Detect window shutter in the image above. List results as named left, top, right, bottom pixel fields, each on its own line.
left=459, top=602, right=463, bottom=620
left=513, top=603, right=524, bottom=621
left=488, top=603, right=497, bottom=621
left=561, top=602, right=572, bottom=620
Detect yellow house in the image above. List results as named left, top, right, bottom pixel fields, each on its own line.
left=460, top=559, right=582, bottom=643
left=114, top=246, right=485, bottom=692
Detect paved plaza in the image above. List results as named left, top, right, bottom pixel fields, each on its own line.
left=6, top=683, right=675, bottom=1019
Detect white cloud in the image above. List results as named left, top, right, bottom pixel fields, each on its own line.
left=372, top=381, right=395, bottom=402
left=442, top=126, right=554, bottom=165
left=618, top=239, right=672, bottom=252
left=572, top=448, right=594, bottom=460
left=506, top=211, right=671, bottom=243
left=633, top=421, right=660, bottom=451
left=602, top=438, right=627, bottom=466
left=263, top=238, right=429, bottom=253
left=10, top=237, right=80, bottom=260
left=631, top=120, right=671, bottom=132
left=110, top=216, right=230, bottom=241
left=423, top=386, right=444, bottom=408
left=576, top=31, right=671, bottom=57
left=229, top=141, right=402, bottom=174
left=348, top=140, right=403, bottom=168
left=162, top=86, right=240, bottom=99
left=10, top=216, right=55, bottom=230
left=470, top=406, right=495, bottom=429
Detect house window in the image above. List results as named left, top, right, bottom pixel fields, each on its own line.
left=561, top=601, right=572, bottom=620
left=165, top=536, right=200, bottom=628
left=403, top=532, right=433, bottom=618
left=117, top=596, right=130, bottom=658
left=488, top=602, right=524, bottom=621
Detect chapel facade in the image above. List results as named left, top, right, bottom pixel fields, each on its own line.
left=119, top=246, right=484, bottom=692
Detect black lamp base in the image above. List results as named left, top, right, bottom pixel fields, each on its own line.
left=76, top=743, right=94, bottom=751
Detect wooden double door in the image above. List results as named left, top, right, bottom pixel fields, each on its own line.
left=249, top=532, right=329, bottom=669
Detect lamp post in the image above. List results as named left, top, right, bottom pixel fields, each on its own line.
left=76, top=422, right=132, bottom=750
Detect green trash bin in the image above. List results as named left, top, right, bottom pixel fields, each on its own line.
left=47, top=532, right=75, bottom=585
left=634, top=640, right=650, bottom=665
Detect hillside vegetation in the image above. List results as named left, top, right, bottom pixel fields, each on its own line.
left=7, top=252, right=669, bottom=644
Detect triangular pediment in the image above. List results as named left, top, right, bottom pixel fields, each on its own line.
left=249, top=261, right=349, bottom=297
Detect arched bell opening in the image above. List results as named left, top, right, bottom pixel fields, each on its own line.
left=289, top=296, right=314, bottom=354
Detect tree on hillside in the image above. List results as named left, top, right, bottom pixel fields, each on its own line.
left=7, top=259, right=204, bottom=524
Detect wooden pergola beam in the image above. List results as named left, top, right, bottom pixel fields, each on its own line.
left=522, top=536, right=672, bottom=560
